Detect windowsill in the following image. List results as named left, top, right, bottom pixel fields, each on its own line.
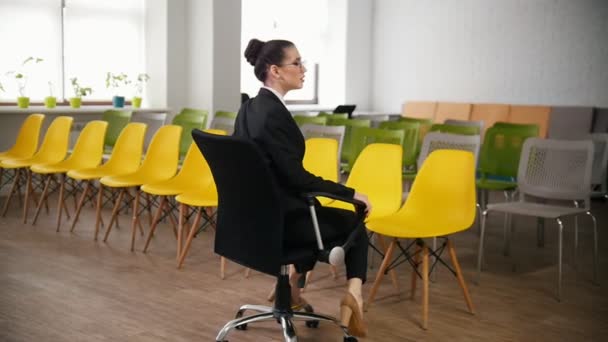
left=0, top=105, right=171, bottom=114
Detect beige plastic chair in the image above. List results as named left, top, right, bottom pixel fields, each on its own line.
left=434, top=102, right=472, bottom=123
left=508, top=105, right=551, bottom=138
left=401, top=101, right=436, bottom=120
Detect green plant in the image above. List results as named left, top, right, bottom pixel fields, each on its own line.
left=134, top=73, right=150, bottom=96
left=105, top=72, right=130, bottom=93
left=70, top=78, right=93, bottom=98
left=5, top=56, right=43, bottom=97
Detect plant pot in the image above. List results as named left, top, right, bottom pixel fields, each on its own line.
left=69, top=97, right=82, bottom=108
left=44, top=96, right=57, bottom=108
left=17, top=97, right=30, bottom=109
left=132, top=96, right=142, bottom=108
left=112, top=96, right=125, bottom=108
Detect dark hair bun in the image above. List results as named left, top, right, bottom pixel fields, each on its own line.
left=244, top=38, right=265, bottom=66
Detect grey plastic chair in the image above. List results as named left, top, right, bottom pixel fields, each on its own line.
left=418, top=132, right=481, bottom=169
left=477, top=138, right=598, bottom=301
left=590, top=133, right=608, bottom=199
left=210, top=116, right=236, bottom=135
left=300, top=124, right=345, bottom=175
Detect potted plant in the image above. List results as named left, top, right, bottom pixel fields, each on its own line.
left=5, top=56, right=43, bottom=108
left=132, top=73, right=150, bottom=108
left=105, top=72, right=130, bottom=108
left=69, top=77, right=93, bottom=108
left=45, top=81, right=57, bottom=108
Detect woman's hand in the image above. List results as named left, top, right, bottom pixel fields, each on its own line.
left=353, top=192, right=372, bottom=217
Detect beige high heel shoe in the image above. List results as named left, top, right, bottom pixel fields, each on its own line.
left=340, top=292, right=368, bottom=337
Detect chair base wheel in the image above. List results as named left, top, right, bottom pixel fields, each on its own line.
left=301, top=303, right=319, bottom=328
left=344, top=336, right=358, bottom=342
left=234, top=311, right=247, bottom=330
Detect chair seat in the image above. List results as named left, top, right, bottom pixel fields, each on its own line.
left=486, top=202, right=587, bottom=219
left=141, top=178, right=210, bottom=196
left=367, top=212, right=471, bottom=238
left=101, top=172, right=173, bottom=188
left=175, top=190, right=218, bottom=207
left=476, top=178, right=516, bottom=190
left=67, top=166, right=137, bottom=180
left=1, top=156, right=62, bottom=169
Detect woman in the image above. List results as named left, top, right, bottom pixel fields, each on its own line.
left=233, top=38, right=370, bottom=337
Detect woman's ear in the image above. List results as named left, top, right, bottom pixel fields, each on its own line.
left=269, top=65, right=282, bottom=80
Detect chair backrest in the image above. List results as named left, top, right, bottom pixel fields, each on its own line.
left=293, top=115, right=327, bottom=126
left=103, top=122, right=147, bottom=173
left=378, top=120, right=420, bottom=170
left=131, top=112, right=167, bottom=150
left=478, top=124, right=539, bottom=179
left=172, top=111, right=207, bottom=156
left=589, top=133, right=608, bottom=193
left=517, top=138, right=593, bottom=209
left=210, top=116, right=236, bottom=135
left=418, top=132, right=481, bottom=170
left=326, top=118, right=371, bottom=164
left=137, top=125, right=182, bottom=180
left=303, top=138, right=339, bottom=182
left=2, top=113, right=45, bottom=159
left=102, top=110, right=132, bottom=148
left=398, top=117, right=433, bottom=156
left=191, top=129, right=285, bottom=276
left=299, top=124, right=345, bottom=167
left=33, top=116, right=74, bottom=163
left=65, top=120, right=108, bottom=168
left=349, top=127, right=405, bottom=171
left=175, top=129, right=227, bottom=189
left=434, top=102, right=472, bottom=123
left=398, top=150, right=476, bottom=231
left=444, top=119, right=484, bottom=131
left=345, top=143, right=403, bottom=219
left=215, top=110, right=238, bottom=119
left=401, top=101, right=436, bottom=120
left=430, top=123, right=481, bottom=136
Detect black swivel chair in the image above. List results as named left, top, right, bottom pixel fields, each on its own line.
left=191, top=129, right=366, bottom=342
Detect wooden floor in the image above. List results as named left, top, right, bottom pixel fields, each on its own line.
left=1, top=192, right=607, bottom=342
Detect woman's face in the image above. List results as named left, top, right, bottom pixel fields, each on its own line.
left=276, top=46, right=307, bottom=91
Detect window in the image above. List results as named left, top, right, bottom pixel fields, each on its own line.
left=241, top=0, right=328, bottom=104
left=0, top=0, right=145, bottom=103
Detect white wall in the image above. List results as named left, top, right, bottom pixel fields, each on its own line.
left=212, top=0, right=241, bottom=113
left=372, top=0, right=608, bottom=112
left=144, top=0, right=168, bottom=108
left=187, top=0, right=214, bottom=115
left=167, top=0, right=188, bottom=114
left=345, top=0, right=373, bottom=110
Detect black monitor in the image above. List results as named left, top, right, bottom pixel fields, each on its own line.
left=333, top=105, right=356, bottom=118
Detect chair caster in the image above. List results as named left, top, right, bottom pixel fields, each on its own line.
left=233, top=311, right=247, bottom=330
left=302, top=303, right=319, bottom=328
left=344, top=336, right=358, bottom=342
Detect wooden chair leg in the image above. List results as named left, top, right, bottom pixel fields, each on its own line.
left=330, top=265, right=338, bottom=279
left=2, top=168, right=21, bottom=217
left=145, top=192, right=153, bottom=226
left=447, top=240, right=475, bottom=314
left=22, top=170, right=34, bottom=223
left=56, top=175, right=68, bottom=231
left=364, top=238, right=397, bottom=311
left=95, top=184, right=105, bottom=240
left=103, top=188, right=125, bottom=242
left=377, top=234, right=400, bottom=293
left=130, top=188, right=141, bottom=252
left=220, top=256, right=226, bottom=279
left=70, top=181, right=90, bottom=232
left=410, top=243, right=422, bottom=300
left=422, top=245, right=429, bottom=330
left=244, top=267, right=251, bottom=278
left=177, top=203, right=186, bottom=261
left=177, top=208, right=203, bottom=269
left=143, top=196, right=166, bottom=253
left=31, top=175, right=52, bottom=225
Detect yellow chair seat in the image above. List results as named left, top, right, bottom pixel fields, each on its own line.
left=367, top=212, right=471, bottom=239
left=141, top=178, right=210, bottom=196
left=1, top=156, right=63, bottom=169
left=100, top=172, right=172, bottom=188
left=67, top=165, right=138, bottom=181
left=175, top=189, right=218, bottom=207
left=31, top=159, right=97, bottom=174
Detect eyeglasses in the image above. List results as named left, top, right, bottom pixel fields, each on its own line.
left=280, top=60, right=307, bottom=69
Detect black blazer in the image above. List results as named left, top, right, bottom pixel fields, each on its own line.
left=233, top=88, right=355, bottom=213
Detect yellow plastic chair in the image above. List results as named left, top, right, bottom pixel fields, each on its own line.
left=67, top=122, right=147, bottom=235
left=302, top=138, right=339, bottom=206
left=0, top=113, right=45, bottom=192
left=100, top=125, right=182, bottom=251
left=29, top=120, right=108, bottom=231
left=141, top=129, right=226, bottom=256
left=365, top=150, right=476, bottom=329
left=1, top=116, right=73, bottom=223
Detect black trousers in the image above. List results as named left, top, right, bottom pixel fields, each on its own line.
left=283, top=206, right=368, bottom=283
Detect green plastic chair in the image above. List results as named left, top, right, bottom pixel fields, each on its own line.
left=399, top=117, right=433, bottom=156
left=293, top=115, right=327, bottom=126
left=214, top=110, right=237, bottom=119
left=477, top=123, right=540, bottom=207
left=319, top=112, right=348, bottom=119
left=347, top=127, right=405, bottom=172
left=326, top=117, right=371, bottom=166
left=172, top=110, right=208, bottom=156
left=430, top=123, right=480, bottom=136
left=102, top=110, right=132, bottom=150
left=378, top=120, right=420, bottom=172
